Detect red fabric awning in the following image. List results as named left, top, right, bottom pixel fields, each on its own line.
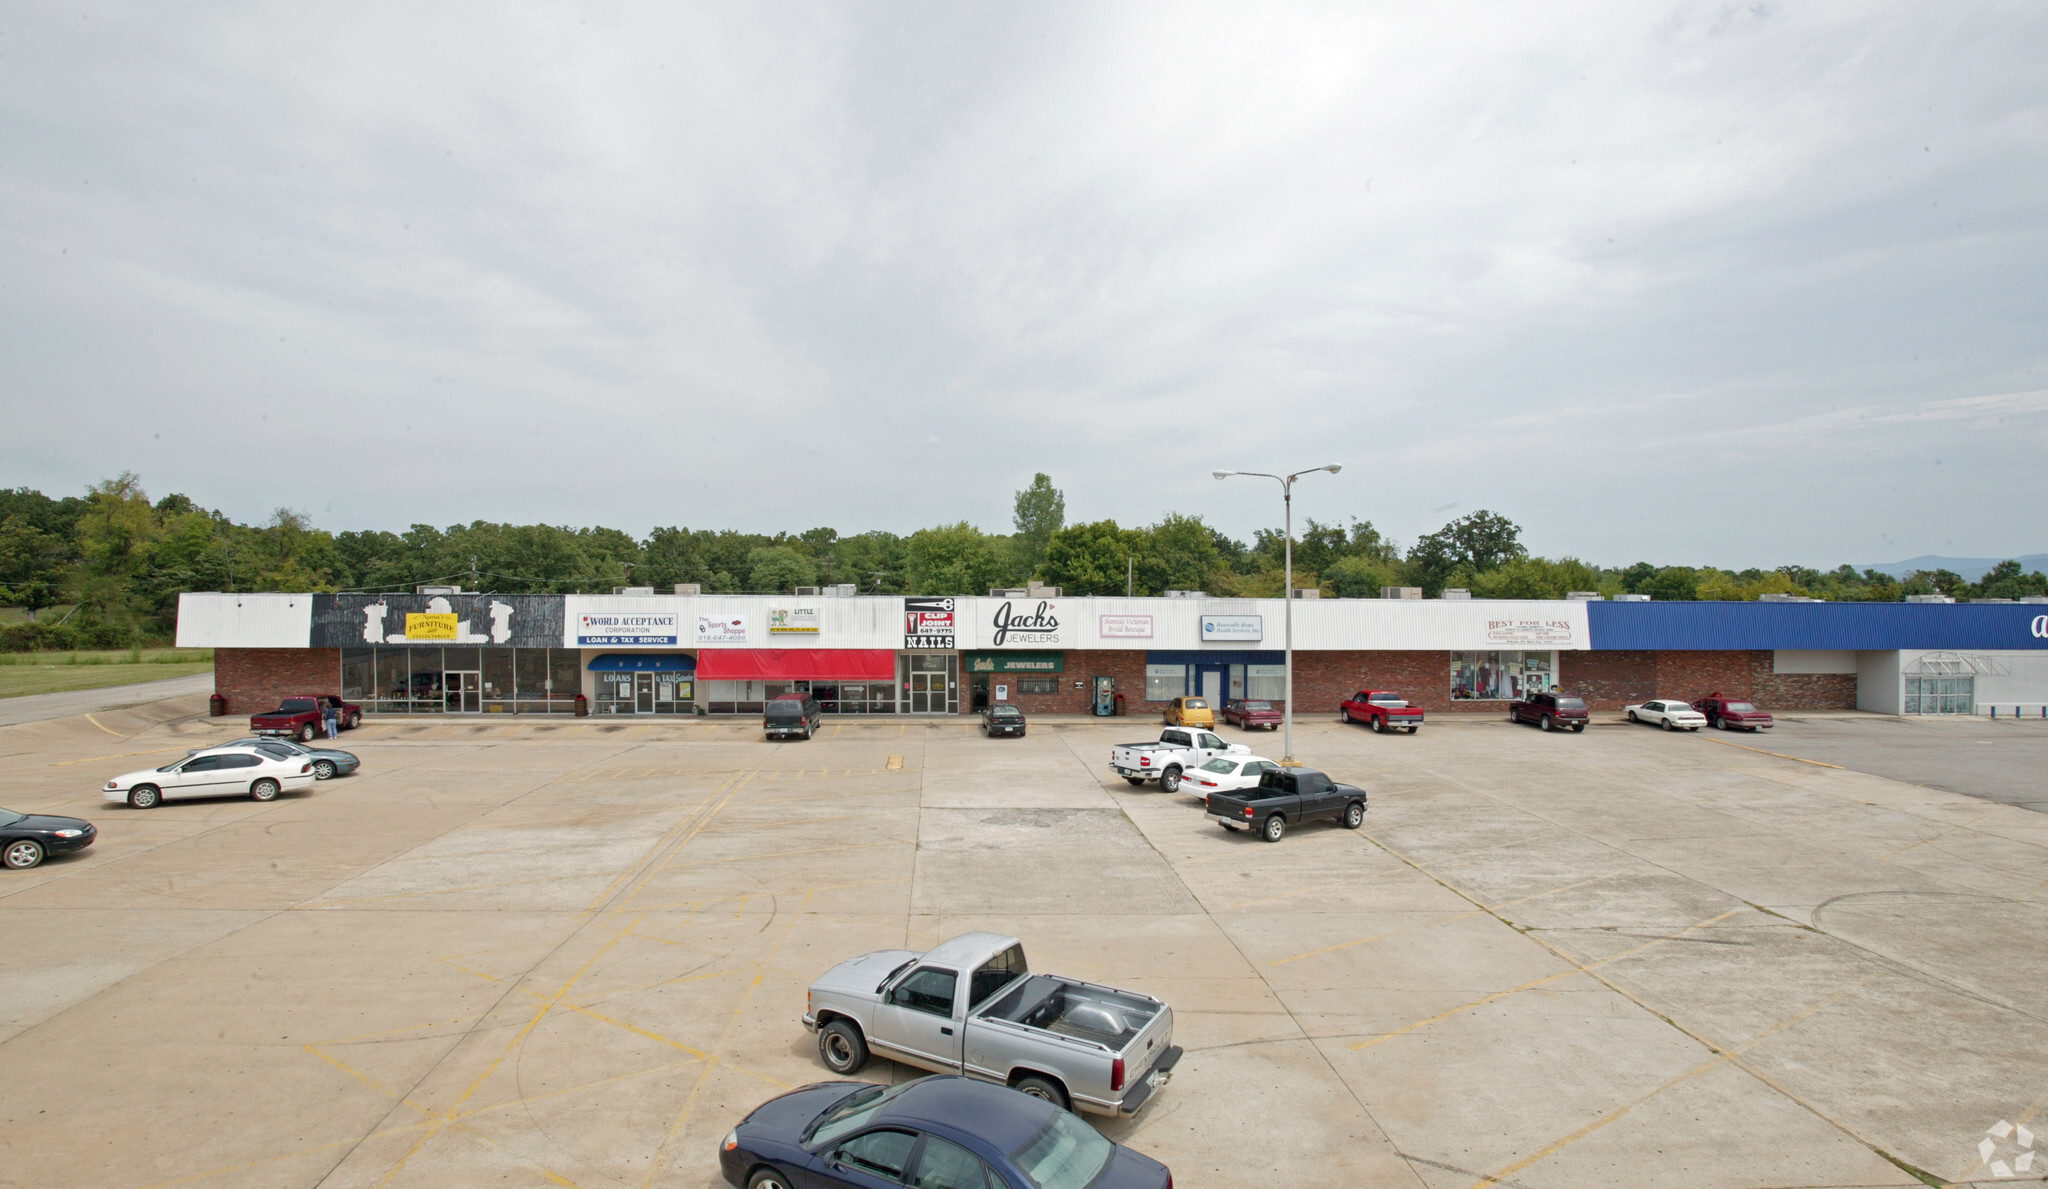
left=693, top=649, right=897, bottom=681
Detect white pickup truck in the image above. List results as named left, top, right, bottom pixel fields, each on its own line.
left=804, top=932, right=1181, bottom=1117
left=1110, top=728, right=1250, bottom=792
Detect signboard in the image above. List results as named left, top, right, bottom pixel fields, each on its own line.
left=987, top=599, right=1064, bottom=647
left=403, top=613, right=458, bottom=640
left=1484, top=618, right=1578, bottom=647
left=965, top=652, right=1064, bottom=673
left=1247, top=664, right=1286, bottom=678
left=578, top=612, right=681, bottom=647
left=904, top=597, right=956, bottom=650
left=1200, top=614, right=1264, bottom=642
left=695, top=614, right=749, bottom=645
left=1099, top=614, right=1153, bottom=639
left=768, top=606, right=820, bottom=634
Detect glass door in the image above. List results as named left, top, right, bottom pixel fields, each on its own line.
left=635, top=673, right=656, bottom=714
left=446, top=671, right=482, bottom=713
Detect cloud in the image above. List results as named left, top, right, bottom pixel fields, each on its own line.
left=0, top=2, right=2044, bottom=570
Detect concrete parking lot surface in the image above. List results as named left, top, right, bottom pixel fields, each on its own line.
left=1, top=698, right=2045, bottom=1188
left=1735, top=714, right=2048, bottom=813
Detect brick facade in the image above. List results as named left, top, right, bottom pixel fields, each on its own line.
left=1749, top=652, right=1858, bottom=710
left=213, top=647, right=341, bottom=715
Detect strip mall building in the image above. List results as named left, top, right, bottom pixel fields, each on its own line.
left=178, top=591, right=2048, bottom=720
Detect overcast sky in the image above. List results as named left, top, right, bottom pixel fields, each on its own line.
left=3, top=3, right=2043, bottom=568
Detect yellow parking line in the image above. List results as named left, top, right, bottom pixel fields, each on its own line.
left=83, top=714, right=123, bottom=737
left=886, top=754, right=903, bottom=770
left=1703, top=736, right=1844, bottom=769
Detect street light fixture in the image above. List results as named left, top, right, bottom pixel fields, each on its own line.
left=1214, top=464, right=1342, bottom=765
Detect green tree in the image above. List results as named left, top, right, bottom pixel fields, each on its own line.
left=1325, top=554, right=1402, bottom=599
left=73, top=473, right=161, bottom=627
left=1141, top=513, right=1223, bottom=593
left=746, top=546, right=819, bottom=593
left=1038, top=520, right=1149, bottom=595
left=1405, top=510, right=1524, bottom=594
left=1971, top=560, right=2048, bottom=600
left=1638, top=566, right=1699, bottom=601
left=0, top=516, right=70, bottom=616
left=906, top=522, right=1011, bottom=595
left=1011, top=474, right=1065, bottom=581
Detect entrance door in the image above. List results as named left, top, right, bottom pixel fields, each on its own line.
left=910, top=671, right=942, bottom=713
left=1200, top=669, right=1224, bottom=705
left=635, top=673, right=656, bottom=714
left=446, top=672, right=482, bottom=713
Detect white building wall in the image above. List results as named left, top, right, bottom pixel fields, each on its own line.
left=1856, top=651, right=1901, bottom=714
left=175, top=593, right=314, bottom=648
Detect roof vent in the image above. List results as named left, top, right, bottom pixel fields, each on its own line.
left=1291, top=588, right=1321, bottom=599
left=673, top=583, right=701, bottom=596
left=1381, top=586, right=1422, bottom=600
left=1439, top=588, right=1471, bottom=600
left=1162, top=590, right=1208, bottom=599
left=1566, top=591, right=1604, bottom=601
left=1905, top=594, right=1955, bottom=604
left=1757, top=593, right=1822, bottom=603
left=821, top=584, right=858, bottom=597
left=989, top=588, right=1029, bottom=598
left=417, top=584, right=460, bottom=595
left=794, top=586, right=820, bottom=596
left=1614, top=593, right=1651, bottom=602
left=612, top=586, right=654, bottom=596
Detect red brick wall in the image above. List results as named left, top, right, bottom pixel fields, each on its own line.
left=1654, top=651, right=1753, bottom=704
left=213, top=648, right=341, bottom=715
left=964, top=649, right=1147, bottom=716
left=1750, top=652, right=1858, bottom=709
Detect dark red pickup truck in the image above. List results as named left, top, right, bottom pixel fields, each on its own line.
left=1340, top=690, right=1424, bottom=734
left=251, top=695, right=361, bottom=742
left=1509, top=691, right=1589, bottom=732
left=1693, top=694, right=1773, bottom=731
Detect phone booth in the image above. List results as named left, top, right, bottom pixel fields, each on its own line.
left=1092, top=676, right=1116, bottom=717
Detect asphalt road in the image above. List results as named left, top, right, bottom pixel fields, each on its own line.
left=1734, top=714, right=2048, bottom=813
left=0, top=672, right=214, bottom=727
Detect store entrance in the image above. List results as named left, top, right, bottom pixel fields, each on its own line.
left=904, top=653, right=957, bottom=714
left=445, top=671, right=481, bottom=714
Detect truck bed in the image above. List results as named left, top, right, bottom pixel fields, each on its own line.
left=977, top=974, right=1163, bottom=1052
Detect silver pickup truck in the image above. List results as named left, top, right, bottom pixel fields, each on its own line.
left=803, top=932, right=1182, bottom=1117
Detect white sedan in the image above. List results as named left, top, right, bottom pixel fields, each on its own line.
left=104, top=746, right=317, bottom=809
left=1184, top=755, right=1282, bottom=796
left=1625, top=699, right=1708, bottom=731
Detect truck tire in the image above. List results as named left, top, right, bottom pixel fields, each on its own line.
left=1124, top=776, right=1145, bottom=786
left=1540, top=715, right=1554, bottom=732
left=1262, top=814, right=1285, bottom=843
left=1160, top=766, right=1181, bottom=793
left=1407, top=726, right=1420, bottom=734
left=1341, top=708, right=1353, bottom=724
left=1370, top=717, right=1384, bottom=733
left=298, top=723, right=316, bottom=743
left=1012, top=1074, right=1070, bottom=1111
left=346, top=711, right=361, bottom=729
left=1572, top=724, right=1585, bottom=732
left=1342, top=801, right=1365, bottom=829
left=818, top=1020, right=868, bottom=1075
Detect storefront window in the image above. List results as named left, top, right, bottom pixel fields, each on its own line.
left=1450, top=651, right=1555, bottom=700
left=482, top=649, right=514, bottom=712
left=353, top=647, right=581, bottom=714
left=374, top=648, right=411, bottom=712
left=1145, top=664, right=1185, bottom=702
left=341, top=648, right=373, bottom=702
left=1246, top=664, right=1286, bottom=701
left=1017, top=676, right=1058, bottom=696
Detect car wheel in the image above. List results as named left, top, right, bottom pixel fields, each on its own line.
left=1408, top=726, right=1420, bottom=734
left=1262, top=814, right=1286, bottom=843
left=1342, top=801, right=1364, bottom=829
left=1341, top=708, right=1353, bottom=724
left=129, top=785, right=160, bottom=809
left=818, top=1020, right=868, bottom=1074
left=1124, top=776, right=1145, bottom=786
left=312, top=759, right=337, bottom=780
left=1627, top=710, right=1638, bottom=723
left=1508, top=710, right=1520, bottom=723
left=346, top=712, right=361, bottom=729
left=1572, top=724, right=1585, bottom=732
left=297, top=723, right=316, bottom=743
left=1540, top=715, right=1554, bottom=732
left=1371, top=717, right=1385, bottom=733
left=747, top=1169, right=793, bottom=1189
left=250, top=778, right=281, bottom=802
left=1160, top=767, right=1181, bottom=793
left=3, top=839, right=45, bottom=870
left=1662, top=718, right=1675, bottom=731
left=1012, top=1075, right=1069, bottom=1111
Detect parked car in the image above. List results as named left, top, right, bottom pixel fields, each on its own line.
left=1509, top=692, right=1589, bottom=732
left=804, top=932, right=1181, bottom=1117
left=1161, top=696, right=1215, bottom=729
left=1694, top=694, right=1774, bottom=731
left=205, top=737, right=360, bottom=780
left=1220, top=699, right=1281, bottom=730
left=250, top=695, right=361, bottom=742
left=1, top=807, right=96, bottom=870
left=765, top=693, right=822, bottom=741
left=1204, top=767, right=1367, bottom=842
left=1184, top=754, right=1281, bottom=798
left=718, top=1075, right=1172, bottom=1189
left=1109, top=728, right=1250, bottom=792
left=980, top=704, right=1027, bottom=738
left=103, top=745, right=317, bottom=808
left=1625, top=699, right=1708, bottom=731
left=1339, top=690, right=1424, bottom=734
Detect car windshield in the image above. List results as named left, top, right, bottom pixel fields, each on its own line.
left=0, top=809, right=22, bottom=827
left=1183, top=698, right=1208, bottom=709
left=804, top=1082, right=911, bottom=1147
left=1199, top=758, right=1238, bottom=774
left=243, top=739, right=307, bottom=754
left=1011, top=1110, right=1115, bottom=1189
left=1556, top=698, right=1587, bottom=710
left=1724, top=702, right=1757, bottom=712
left=989, top=706, right=1021, bottom=718
left=1240, top=701, right=1271, bottom=710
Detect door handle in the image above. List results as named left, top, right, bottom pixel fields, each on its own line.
left=940, top=1026, right=953, bottom=1035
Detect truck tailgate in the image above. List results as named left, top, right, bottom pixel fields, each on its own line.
left=1117, top=1003, right=1180, bottom=1114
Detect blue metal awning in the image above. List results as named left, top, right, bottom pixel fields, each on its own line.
left=1146, top=650, right=1286, bottom=666
left=586, top=653, right=696, bottom=672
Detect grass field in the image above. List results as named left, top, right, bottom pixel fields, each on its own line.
left=0, top=649, right=214, bottom=700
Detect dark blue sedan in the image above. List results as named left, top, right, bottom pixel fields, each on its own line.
left=720, top=1075, right=1171, bottom=1189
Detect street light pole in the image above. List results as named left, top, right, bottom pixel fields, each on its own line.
left=1215, top=464, right=1341, bottom=765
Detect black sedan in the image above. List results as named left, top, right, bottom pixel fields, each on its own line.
left=980, top=705, right=1027, bottom=738
left=721, top=1075, right=1171, bottom=1189
left=1, top=807, right=96, bottom=870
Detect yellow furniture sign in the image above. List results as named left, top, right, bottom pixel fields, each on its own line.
left=405, top=613, right=459, bottom=640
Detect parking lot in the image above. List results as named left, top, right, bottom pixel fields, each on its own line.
left=2, top=696, right=2045, bottom=1189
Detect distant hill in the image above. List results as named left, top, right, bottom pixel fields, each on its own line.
left=1856, top=554, right=2048, bottom=581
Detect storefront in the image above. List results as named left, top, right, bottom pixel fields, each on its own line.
left=965, top=651, right=1063, bottom=709
left=696, top=648, right=901, bottom=715
left=590, top=653, right=696, bottom=715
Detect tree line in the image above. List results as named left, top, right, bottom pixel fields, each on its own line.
left=2, top=473, right=2041, bottom=648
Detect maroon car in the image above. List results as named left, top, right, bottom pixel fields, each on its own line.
left=1509, top=691, right=1589, bottom=732
left=251, top=695, right=361, bottom=742
left=1222, top=699, right=1282, bottom=730
left=1693, top=694, right=1773, bottom=731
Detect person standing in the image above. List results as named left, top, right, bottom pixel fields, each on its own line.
left=323, top=702, right=340, bottom=740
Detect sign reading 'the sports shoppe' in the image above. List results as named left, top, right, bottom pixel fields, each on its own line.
left=904, top=597, right=956, bottom=649
left=695, top=614, right=749, bottom=645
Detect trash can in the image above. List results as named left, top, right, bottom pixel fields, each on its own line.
left=1112, top=693, right=1126, bottom=716
left=208, top=693, right=227, bottom=717
left=574, top=693, right=589, bottom=718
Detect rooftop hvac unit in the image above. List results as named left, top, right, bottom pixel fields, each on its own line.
left=1439, top=588, right=1471, bottom=600
left=989, top=587, right=1029, bottom=597
left=794, top=586, right=820, bottom=596
left=1614, top=593, right=1651, bottom=602
left=1027, top=584, right=1062, bottom=597
left=1758, top=593, right=1822, bottom=602
left=1565, top=591, right=1604, bottom=601
left=822, top=584, right=857, bottom=597
left=673, top=583, right=701, bottom=596
left=1291, top=588, right=1321, bottom=599
left=1162, top=590, right=1208, bottom=599
left=1381, top=586, right=1422, bottom=600
left=612, top=586, right=654, bottom=596
left=417, top=584, right=461, bottom=595
left=1905, top=594, right=1955, bottom=604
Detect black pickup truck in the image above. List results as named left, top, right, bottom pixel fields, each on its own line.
left=1205, top=767, right=1367, bottom=842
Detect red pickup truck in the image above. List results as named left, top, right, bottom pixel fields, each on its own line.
left=251, top=695, right=361, bottom=742
left=1340, top=691, right=1424, bottom=734
left=1221, top=699, right=1282, bottom=730
left=1692, top=694, right=1773, bottom=731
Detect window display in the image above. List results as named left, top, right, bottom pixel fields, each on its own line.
left=1145, top=664, right=1185, bottom=702
left=1450, top=651, right=1555, bottom=700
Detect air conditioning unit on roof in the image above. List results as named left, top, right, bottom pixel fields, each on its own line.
left=1565, top=591, right=1604, bottom=601
left=673, top=583, right=701, bottom=596
left=822, top=584, right=857, bottom=597
left=417, top=585, right=461, bottom=595
left=989, top=587, right=1028, bottom=598
left=613, top=586, right=654, bottom=596
left=794, top=586, right=820, bottom=596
